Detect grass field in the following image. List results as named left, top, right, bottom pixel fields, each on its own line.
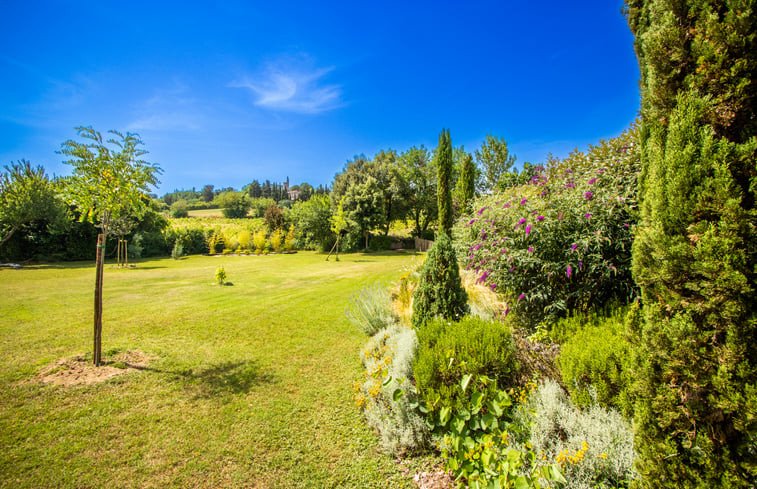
left=187, top=208, right=226, bottom=218
left=0, top=251, right=433, bottom=488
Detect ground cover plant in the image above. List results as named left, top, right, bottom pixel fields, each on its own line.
left=0, top=252, right=435, bottom=488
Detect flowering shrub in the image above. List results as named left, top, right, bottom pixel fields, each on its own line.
left=513, top=379, right=636, bottom=489
left=354, top=323, right=429, bottom=455
left=455, top=126, right=640, bottom=328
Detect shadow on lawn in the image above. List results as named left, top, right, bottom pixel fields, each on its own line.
left=132, top=359, right=276, bottom=400
left=172, top=360, right=276, bottom=400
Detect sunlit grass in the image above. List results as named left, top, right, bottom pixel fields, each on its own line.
left=0, top=251, right=432, bottom=488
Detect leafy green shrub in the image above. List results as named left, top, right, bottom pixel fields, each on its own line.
left=170, top=199, right=189, bottom=218
left=414, top=317, right=518, bottom=411
left=270, top=228, right=283, bottom=252
left=346, top=283, right=398, bottom=336
left=237, top=229, right=252, bottom=251
left=455, top=127, right=640, bottom=329
left=215, top=266, right=227, bottom=285
left=428, top=375, right=566, bottom=489
left=253, top=230, right=267, bottom=254
left=284, top=226, right=296, bottom=251
left=171, top=240, right=184, bottom=259
left=513, top=379, right=636, bottom=489
left=411, top=232, right=468, bottom=328
left=164, top=225, right=206, bottom=255
left=368, top=234, right=393, bottom=251
left=356, top=324, right=429, bottom=455
left=217, top=191, right=250, bottom=218
left=554, top=304, right=633, bottom=416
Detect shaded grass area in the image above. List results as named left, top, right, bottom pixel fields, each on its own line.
left=0, top=251, right=430, bottom=488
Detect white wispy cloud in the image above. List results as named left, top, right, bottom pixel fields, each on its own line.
left=127, top=83, right=203, bottom=132
left=231, top=60, right=344, bottom=114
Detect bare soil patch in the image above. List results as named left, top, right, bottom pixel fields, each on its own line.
left=37, top=350, right=152, bottom=386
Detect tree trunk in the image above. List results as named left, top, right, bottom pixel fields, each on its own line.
left=93, top=234, right=105, bottom=366
left=0, top=225, right=19, bottom=248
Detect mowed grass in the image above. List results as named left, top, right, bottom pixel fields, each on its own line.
left=187, top=208, right=226, bottom=218
left=0, top=251, right=427, bottom=488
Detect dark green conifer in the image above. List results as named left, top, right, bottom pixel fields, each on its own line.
left=437, top=129, right=454, bottom=235
left=457, top=153, right=476, bottom=212
left=412, top=129, right=468, bottom=328
left=626, top=1, right=757, bottom=486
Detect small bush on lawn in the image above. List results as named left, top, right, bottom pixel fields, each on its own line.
left=355, top=323, right=429, bottom=455
left=171, top=240, right=184, bottom=259
left=270, top=228, right=283, bottom=252
left=346, top=283, right=398, bottom=337
left=215, top=266, right=227, bottom=285
left=413, top=317, right=518, bottom=411
left=513, top=379, right=636, bottom=489
left=555, top=304, right=634, bottom=416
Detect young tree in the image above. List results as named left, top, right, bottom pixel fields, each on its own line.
left=326, top=197, right=348, bottom=261
left=0, top=160, right=69, bottom=249
left=59, top=126, right=161, bottom=366
left=474, top=135, right=516, bottom=193
left=412, top=129, right=468, bottom=328
left=626, top=2, right=757, bottom=486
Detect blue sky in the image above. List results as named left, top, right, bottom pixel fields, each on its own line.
left=0, top=1, right=640, bottom=195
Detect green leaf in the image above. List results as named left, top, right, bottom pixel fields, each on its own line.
left=514, top=475, right=530, bottom=489
left=392, top=388, right=403, bottom=402
left=461, top=374, right=473, bottom=392
left=451, top=416, right=466, bottom=435
left=439, top=406, right=451, bottom=425
left=382, top=375, right=392, bottom=387
left=550, top=465, right=567, bottom=484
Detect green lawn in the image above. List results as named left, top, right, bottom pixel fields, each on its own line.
left=0, top=251, right=430, bottom=488
left=187, top=207, right=226, bottom=218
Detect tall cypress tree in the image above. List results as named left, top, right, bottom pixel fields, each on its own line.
left=626, top=1, right=757, bottom=486
left=457, top=152, right=476, bottom=213
left=437, top=129, right=454, bottom=235
left=411, top=129, right=468, bottom=328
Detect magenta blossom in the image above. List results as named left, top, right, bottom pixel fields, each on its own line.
left=597, top=168, right=606, bottom=174
left=536, top=215, right=545, bottom=222
left=584, top=191, right=593, bottom=201
left=518, top=218, right=527, bottom=225
left=588, top=177, right=597, bottom=185
left=518, top=294, right=525, bottom=301
left=528, top=246, right=534, bottom=253
left=477, top=206, right=488, bottom=215
left=490, top=284, right=498, bottom=290
left=503, top=202, right=511, bottom=208
left=567, top=265, right=573, bottom=278
left=520, top=198, right=528, bottom=205
left=525, top=225, right=532, bottom=236
left=566, top=182, right=576, bottom=189
left=466, top=218, right=477, bottom=226
left=510, top=266, right=516, bottom=273
left=571, top=243, right=578, bottom=251
left=584, top=213, right=592, bottom=219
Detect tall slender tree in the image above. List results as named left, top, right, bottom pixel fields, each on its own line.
left=411, top=129, right=468, bottom=328
left=626, top=1, right=757, bottom=486
left=456, top=152, right=476, bottom=213
left=437, top=129, right=454, bottom=235
left=60, top=127, right=161, bottom=366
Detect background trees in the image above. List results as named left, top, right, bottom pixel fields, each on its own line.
left=475, top=135, right=517, bottom=193
left=0, top=160, right=68, bottom=250
left=626, top=1, right=757, bottom=486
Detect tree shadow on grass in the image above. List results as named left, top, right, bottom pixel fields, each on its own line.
left=170, top=360, right=276, bottom=400
left=130, top=359, right=276, bottom=401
